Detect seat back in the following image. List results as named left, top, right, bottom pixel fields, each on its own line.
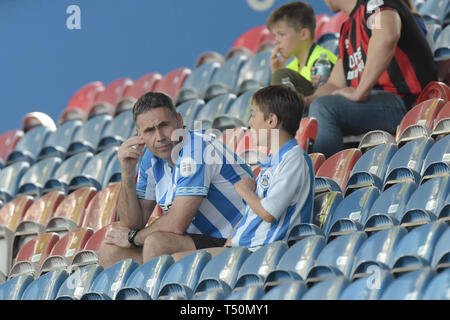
left=296, top=117, right=318, bottom=153
left=176, top=99, right=204, bottom=130
left=381, top=267, right=435, bottom=300
left=229, top=25, right=274, bottom=56
left=302, top=276, right=350, bottom=300
left=154, top=67, right=192, bottom=101
left=21, top=269, right=69, bottom=300
left=432, top=101, right=450, bottom=136
left=38, top=120, right=82, bottom=160
left=7, top=126, right=53, bottom=165
left=98, top=110, right=135, bottom=151
left=0, top=274, right=34, bottom=300
left=62, top=82, right=104, bottom=121
left=56, top=264, right=104, bottom=300
left=0, top=161, right=30, bottom=203
left=17, top=157, right=61, bottom=197
left=90, top=78, right=133, bottom=117
left=421, top=135, right=450, bottom=182
left=0, top=130, right=24, bottom=166
left=236, top=50, right=272, bottom=94
left=0, top=195, right=34, bottom=232
left=194, top=94, right=236, bottom=131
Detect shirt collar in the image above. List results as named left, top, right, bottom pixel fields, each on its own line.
left=258, top=139, right=298, bottom=168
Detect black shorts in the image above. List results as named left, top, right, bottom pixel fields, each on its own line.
left=187, top=233, right=227, bottom=249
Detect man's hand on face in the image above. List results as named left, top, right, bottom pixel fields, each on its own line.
left=118, top=135, right=145, bottom=179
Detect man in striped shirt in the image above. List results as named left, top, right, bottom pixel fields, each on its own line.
left=99, top=92, right=252, bottom=268
left=306, top=0, right=437, bottom=158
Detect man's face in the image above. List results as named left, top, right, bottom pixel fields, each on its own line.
left=136, top=107, right=183, bottom=162
left=271, top=20, right=305, bottom=59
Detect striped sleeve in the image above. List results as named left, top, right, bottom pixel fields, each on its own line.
left=136, top=149, right=156, bottom=200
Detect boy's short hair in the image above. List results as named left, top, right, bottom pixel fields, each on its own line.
left=267, top=1, right=316, bottom=38
left=252, top=85, right=304, bottom=137
left=132, top=91, right=177, bottom=124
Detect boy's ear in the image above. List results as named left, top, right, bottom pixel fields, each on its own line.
left=300, top=27, right=312, bottom=41
left=267, top=113, right=280, bottom=129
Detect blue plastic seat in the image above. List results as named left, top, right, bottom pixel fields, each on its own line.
left=66, top=114, right=112, bottom=157
left=419, top=0, right=449, bottom=26
left=204, top=55, right=248, bottom=101
left=16, top=157, right=61, bottom=197
left=97, top=110, right=135, bottom=151
left=437, top=192, right=450, bottom=222
left=194, top=246, right=251, bottom=295
left=325, top=187, right=380, bottom=240
left=234, top=241, right=288, bottom=289
left=0, top=161, right=30, bottom=203
left=345, top=143, right=397, bottom=195
left=420, top=135, right=450, bottom=183
left=364, top=181, right=417, bottom=232
left=391, top=221, right=447, bottom=274
left=176, top=99, right=204, bottom=130
left=431, top=226, right=450, bottom=271
left=434, top=24, right=450, bottom=61
left=317, top=33, right=340, bottom=55
left=381, top=267, right=435, bottom=300
left=236, top=50, right=271, bottom=95
left=266, top=235, right=326, bottom=286
left=193, top=94, right=236, bottom=131
left=225, top=284, right=265, bottom=300
left=211, top=89, right=256, bottom=130
left=193, top=288, right=229, bottom=300
left=56, top=264, right=104, bottom=300
left=351, top=226, right=407, bottom=278
left=383, top=137, right=434, bottom=190
left=38, top=120, right=82, bottom=161
left=339, top=269, right=395, bottom=300
left=177, top=62, right=221, bottom=105
left=0, top=274, right=34, bottom=300
left=157, top=250, right=211, bottom=300
left=115, top=255, right=174, bottom=300
left=400, top=176, right=450, bottom=227
left=302, top=276, right=350, bottom=300
left=7, top=126, right=53, bottom=165
left=261, top=280, right=308, bottom=300
left=306, top=232, right=367, bottom=283
left=21, top=269, right=69, bottom=300
left=422, top=268, right=450, bottom=299
left=69, top=146, right=119, bottom=191
left=80, top=258, right=139, bottom=300
left=43, top=151, right=93, bottom=193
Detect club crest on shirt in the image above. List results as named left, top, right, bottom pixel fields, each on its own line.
left=180, top=157, right=197, bottom=177
left=258, top=170, right=272, bottom=190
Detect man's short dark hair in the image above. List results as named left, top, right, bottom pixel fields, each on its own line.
left=267, top=1, right=316, bottom=38
left=252, top=85, right=304, bottom=137
left=132, top=91, right=177, bottom=123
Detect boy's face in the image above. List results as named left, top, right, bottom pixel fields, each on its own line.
left=271, top=20, right=305, bottom=59
left=248, top=103, right=272, bottom=147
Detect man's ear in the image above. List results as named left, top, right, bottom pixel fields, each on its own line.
left=176, top=112, right=184, bottom=128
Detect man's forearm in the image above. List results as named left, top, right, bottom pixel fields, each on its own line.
left=118, top=177, right=144, bottom=229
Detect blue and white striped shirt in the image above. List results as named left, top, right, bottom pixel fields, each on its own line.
left=136, top=129, right=253, bottom=238
left=231, top=139, right=314, bottom=249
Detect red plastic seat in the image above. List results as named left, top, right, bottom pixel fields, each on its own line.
left=0, top=130, right=23, bottom=165
left=315, top=14, right=331, bottom=42
left=308, top=153, right=326, bottom=174
left=154, top=68, right=192, bottom=101
left=90, top=78, right=134, bottom=117
left=317, top=11, right=348, bottom=41
left=217, top=127, right=247, bottom=154
left=117, top=73, right=163, bottom=113
left=81, top=182, right=121, bottom=231
left=416, top=81, right=450, bottom=104
left=228, top=25, right=274, bottom=58
left=395, top=98, right=445, bottom=144
left=195, top=51, right=225, bottom=68
left=316, top=148, right=362, bottom=193
left=48, top=227, right=93, bottom=260
left=14, top=233, right=60, bottom=266
left=296, top=117, right=318, bottom=153
left=18, top=191, right=65, bottom=228
left=60, top=82, right=105, bottom=123
left=432, top=101, right=450, bottom=136
left=235, top=130, right=270, bottom=165
left=0, top=195, right=34, bottom=232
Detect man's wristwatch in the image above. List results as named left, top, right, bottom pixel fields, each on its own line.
left=128, top=229, right=141, bottom=248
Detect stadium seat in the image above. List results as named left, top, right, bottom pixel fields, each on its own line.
left=16, top=157, right=61, bottom=197
left=176, top=99, right=204, bottom=130
left=381, top=267, right=435, bottom=300
left=302, top=276, right=350, bottom=300
left=7, top=126, right=54, bottom=165
left=431, top=225, right=450, bottom=271
left=296, top=117, right=318, bottom=153
left=0, top=274, right=34, bottom=300
left=80, top=258, right=139, bottom=300
left=60, top=82, right=104, bottom=123
left=43, top=151, right=93, bottom=194
left=216, top=127, right=247, bottom=153
left=195, top=51, right=225, bottom=68
left=351, top=226, right=407, bottom=279
left=225, top=284, right=265, bottom=300
left=193, top=94, right=236, bottom=131
left=315, top=148, right=362, bottom=194
left=227, top=25, right=274, bottom=58
left=233, top=242, right=288, bottom=289
left=358, top=130, right=396, bottom=153
left=339, top=269, right=395, bottom=300
left=437, top=191, right=450, bottom=222
left=154, top=67, right=192, bottom=102
left=89, top=78, right=134, bottom=118
left=65, top=114, right=112, bottom=158
left=325, top=187, right=380, bottom=240
left=21, top=112, right=56, bottom=134
left=21, top=269, right=68, bottom=300
left=0, top=161, right=30, bottom=204
left=422, top=268, right=450, bottom=299
left=45, top=186, right=97, bottom=235
left=194, top=246, right=251, bottom=295
left=418, top=0, right=449, bottom=26
left=176, top=62, right=221, bottom=105
left=317, top=33, right=340, bottom=55
left=395, top=98, right=445, bottom=145
left=308, top=153, right=326, bottom=174
left=261, top=280, right=308, bottom=300
left=420, top=135, right=450, bottom=183
left=56, top=263, right=104, bottom=300
left=37, top=120, right=82, bottom=160
left=157, top=250, right=211, bottom=300
left=115, top=255, right=174, bottom=300
left=118, top=72, right=162, bottom=113
left=316, top=11, right=348, bottom=43
left=364, top=181, right=417, bottom=232
left=204, top=55, right=248, bottom=101
left=391, top=221, right=447, bottom=274
left=97, top=109, right=135, bottom=151
left=236, top=50, right=271, bottom=95
left=309, top=191, right=343, bottom=236
left=193, top=288, right=229, bottom=300
left=416, top=81, right=450, bottom=105
left=383, top=137, right=434, bottom=190
left=345, top=143, right=397, bottom=195
left=315, top=13, right=331, bottom=41
left=306, top=231, right=367, bottom=283
left=400, top=176, right=450, bottom=228
left=0, top=130, right=24, bottom=167
left=235, top=129, right=270, bottom=166
left=432, top=101, right=450, bottom=137
left=266, top=235, right=326, bottom=286
left=9, top=232, right=59, bottom=279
